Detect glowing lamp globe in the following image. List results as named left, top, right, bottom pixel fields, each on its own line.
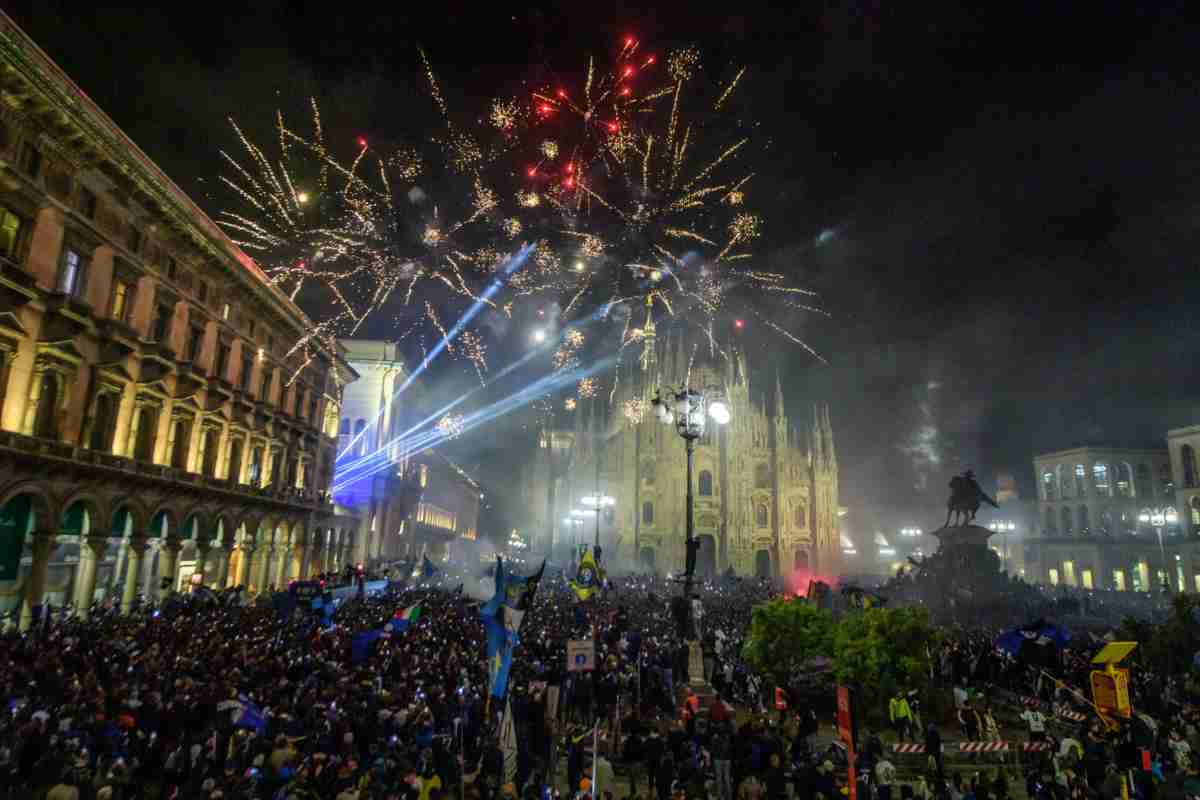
left=708, top=400, right=731, bottom=425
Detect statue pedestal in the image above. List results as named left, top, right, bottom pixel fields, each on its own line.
left=681, top=640, right=716, bottom=709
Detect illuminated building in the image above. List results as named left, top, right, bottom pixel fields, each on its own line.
left=519, top=304, right=840, bottom=578
left=0, top=12, right=358, bottom=630
left=1029, top=446, right=1181, bottom=591
left=333, top=339, right=481, bottom=564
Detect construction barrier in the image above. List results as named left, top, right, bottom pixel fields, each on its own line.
left=892, top=743, right=928, bottom=753
left=959, top=741, right=1009, bottom=752
left=1017, top=694, right=1088, bottom=723
left=1022, top=742, right=1054, bottom=752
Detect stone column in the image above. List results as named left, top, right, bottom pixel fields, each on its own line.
left=216, top=545, right=233, bottom=589
left=258, top=544, right=274, bottom=591
left=275, top=542, right=291, bottom=586
left=194, top=540, right=212, bottom=589
left=236, top=546, right=254, bottom=587
left=73, top=536, right=107, bottom=619
left=292, top=536, right=307, bottom=580
left=19, top=532, right=57, bottom=631
left=326, top=532, right=338, bottom=573
left=120, top=540, right=148, bottom=614
left=158, top=540, right=181, bottom=599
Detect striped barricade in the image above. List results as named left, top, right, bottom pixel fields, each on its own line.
left=1052, top=703, right=1088, bottom=722
left=892, top=743, right=927, bottom=754
left=1019, top=695, right=1042, bottom=707
left=959, top=741, right=1009, bottom=752
left=1022, top=741, right=1054, bottom=752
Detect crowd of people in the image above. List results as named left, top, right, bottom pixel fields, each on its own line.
left=3, top=558, right=1200, bottom=800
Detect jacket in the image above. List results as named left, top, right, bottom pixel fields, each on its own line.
left=889, top=696, right=912, bottom=722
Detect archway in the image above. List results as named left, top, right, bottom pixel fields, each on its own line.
left=695, top=534, right=716, bottom=577
left=0, top=494, right=37, bottom=584
left=794, top=549, right=810, bottom=573
left=639, top=547, right=656, bottom=573
left=754, top=549, right=773, bottom=578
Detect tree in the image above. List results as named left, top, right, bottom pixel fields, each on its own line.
left=742, top=597, right=833, bottom=690
left=829, top=606, right=942, bottom=711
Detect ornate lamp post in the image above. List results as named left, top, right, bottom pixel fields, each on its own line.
left=1139, top=506, right=1178, bottom=593
left=650, top=388, right=731, bottom=640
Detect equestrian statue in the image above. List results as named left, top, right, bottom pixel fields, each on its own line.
left=945, top=469, right=999, bottom=527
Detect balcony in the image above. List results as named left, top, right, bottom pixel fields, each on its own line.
left=173, top=362, right=206, bottom=399
left=136, top=338, right=176, bottom=384
left=40, top=292, right=92, bottom=343
left=0, top=428, right=335, bottom=512
left=94, top=318, right=139, bottom=363
left=0, top=255, right=37, bottom=313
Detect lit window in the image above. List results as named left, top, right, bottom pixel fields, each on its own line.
left=1093, top=463, right=1110, bottom=497
left=0, top=206, right=23, bottom=260
left=58, top=249, right=87, bottom=298
left=110, top=280, right=131, bottom=322
left=221, top=302, right=231, bottom=321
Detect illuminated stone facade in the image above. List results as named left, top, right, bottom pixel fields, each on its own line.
left=333, top=339, right=482, bottom=565
left=0, top=12, right=357, bottom=629
left=520, top=306, right=841, bottom=579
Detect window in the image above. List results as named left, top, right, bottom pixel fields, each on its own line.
left=1078, top=504, right=1089, bottom=534
left=150, top=303, right=171, bottom=343
left=1058, top=465, right=1072, bottom=499
left=266, top=334, right=274, bottom=354
left=227, top=439, right=243, bottom=482
left=794, top=502, right=807, bottom=527
left=1060, top=506, right=1073, bottom=535
left=1160, top=463, right=1175, bottom=497
left=642, top=501, right=654, bottom=524
left=339, top=417, right=350, bottom=435
left=57, top=248, right=88, bottom=298
left=1081, top=569, right=1094, bottom=590
left=1045, top=507, right=1057, bottom=534
left=249, top=448, right=263, bottom=485
left=197, top=282, right=208, bottom=304
left=754, top=463, right=770, bottom=489
left=201, top=429, right=219, bottom=477
left=1113, top=569, right=1126, bottom=592
left=33, top=371, right=61, bottom=439
left=78, top=187, right=97, bottom=219
left=756, top=503, right=769, bottom=527
left=1042, top=471, right=1056, bottom=500
left=1116, top=463, right=1133, bottom=497
left=126, top=226, right=141, bottom=254
left=133, top=405, right=158, bottom=462
left=248, top=319, right=256, bottom=338
left=1048, top=568, right=1059, bottom=586
left=0, top=206, right=22, bottom=260
left=110, top=280, right=132, bottom=322
left=1134, top=463, right=1153, bottom=498
left=1191, top=497, right=1200, bottom=527
left=698, top=469, right=713, bottom=496
left=170, top=418, right=191, bottom=470
left=166, top=256, right=177, bottom=279
left=1062, top=560, right=1076, bottom=587
left=186, top=324, right=204, bottom=362
left=1184, top=446, right=1198, bottom=488
left=17, top=141, right=41, bottom=178
left=1099, top=509, right=1113, bottom=534
left=240, top=356, right=254, bottom=390
left=221, top=302, right=231, bottom=321
left=1092, top=463, right=1110, bottom=496
left=88, top=392, right=116, bottom=452
left=214, top=342, right=230, bottom=380
left=1074, top=464, right=1087, bottom=497
left=256, top=369, right=267, bottom=400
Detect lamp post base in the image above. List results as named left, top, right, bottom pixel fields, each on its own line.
left=680, top=639, right=716, bottom=709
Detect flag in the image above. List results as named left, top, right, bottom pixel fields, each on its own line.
left=570, top=547, right=602, bottom=601
left=422, top=555, right=439, bottom=579
left=995, top=619, right=1070, bottom=666
left=217, top=696, right=266, bottom=733
left=393, top=604, right=422, bottom=632
left=481, top=557, right=545, bottom=698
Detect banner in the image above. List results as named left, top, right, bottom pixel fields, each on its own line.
left=567, top=639, right=596, bottom=672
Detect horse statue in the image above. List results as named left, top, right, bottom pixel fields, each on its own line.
left=945, top=469, right=999, bottom=527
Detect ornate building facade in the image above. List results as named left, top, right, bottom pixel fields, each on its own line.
left=333, top=339, right=482, bottom=566
left=520, top=306, right=841, bottom=579
left=0, top=12, right=358, bottom=630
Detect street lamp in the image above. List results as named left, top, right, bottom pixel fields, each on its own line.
left=1138, top=507, right=1179, bottom=593
left=650, top=387, right=730, bottom=641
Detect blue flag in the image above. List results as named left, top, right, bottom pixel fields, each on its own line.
left=218, top=696, right=267, bottom=733
left=480, top=557, right=545, bottom=698
left=995, top=619, right=1069, bottom=664
left=422, top=555, right=439, bottom=578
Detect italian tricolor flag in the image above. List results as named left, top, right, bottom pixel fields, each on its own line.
left=393, top=604, right=422, bottom=630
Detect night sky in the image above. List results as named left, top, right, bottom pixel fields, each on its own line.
left=11, top=1, right=1200, bottom=526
